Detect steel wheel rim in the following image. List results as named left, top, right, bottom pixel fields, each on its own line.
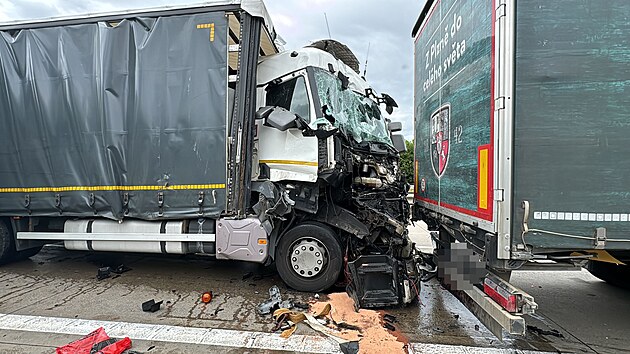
left=289, top=237, right=329, bottom=278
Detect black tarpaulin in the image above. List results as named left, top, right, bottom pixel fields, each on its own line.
left=0, top=12, right=228, bottom=220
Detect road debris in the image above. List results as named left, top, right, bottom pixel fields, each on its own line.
left=383, top=314, right=397, bottom=323
left=383, top=322, right=396, bottom=331
left=272, top=305, right=359, bottom=354
left=56, top=327, right=132, bottom=354
left=257, top=285, right=293, bottom=315
left=111, top=264, right=132, bottom=274
left=293, top=302, right=310, bottom=310
left=141, top=299, right=163, bottom=313
left=310, top=292, right=408, bottom=354
left=527, top=325, right=564, bottom=338
left=97, top=267, right=111, bottom=281
left=96, top=264, right=132, bottom=281
left=202, top=291, right=213, bottom=303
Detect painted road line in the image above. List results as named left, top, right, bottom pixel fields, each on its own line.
left=410, top=343, right=555, bottom=354
left=0, top=313, right=558, bottom=353
left=0, top=313, right=341, bottom=353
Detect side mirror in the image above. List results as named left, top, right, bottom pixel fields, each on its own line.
left=255, top=106, right=275, bottom=120
left=391, top=134, right=406, bottom=153
left=264, top=107, right=300, bottom=131
left=381, top=93, right=398, bottom=115
left=387, top=121, right=402, bottom=132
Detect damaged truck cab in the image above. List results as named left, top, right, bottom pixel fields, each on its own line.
left=0, top=1, right=419, bottom=307
left=252, top=43, right=419, bottom=303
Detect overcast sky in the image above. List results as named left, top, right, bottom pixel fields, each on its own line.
left=0, top=0, right=426, bottom=139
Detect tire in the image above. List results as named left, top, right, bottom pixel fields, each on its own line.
left=275, top=222, right=342, bottom=292
left=14, top=246, right=43, bottom=261
left=0, top=219, right=16, bottom=264
left=587, top=261, right=630, bottom=289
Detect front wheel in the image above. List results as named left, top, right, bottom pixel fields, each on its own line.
left=275, top=222, right=342, bottom=292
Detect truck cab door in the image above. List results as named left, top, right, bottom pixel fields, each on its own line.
left=255, top=71, right=319, bottom=183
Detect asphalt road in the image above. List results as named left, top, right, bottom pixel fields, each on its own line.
left=0, top=224, right=627, bottom=353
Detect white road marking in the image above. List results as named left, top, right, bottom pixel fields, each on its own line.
left=0, top=313, right=341, bottom=353
left=0, top=313, right=557, bottom=353
left=410, top=343, right=554, bottom=354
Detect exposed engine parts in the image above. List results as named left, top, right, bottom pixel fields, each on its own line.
left=251, top=128, right=419, bottom=307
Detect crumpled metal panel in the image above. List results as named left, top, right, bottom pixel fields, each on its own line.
left=0, top=12, right=228, bottom=220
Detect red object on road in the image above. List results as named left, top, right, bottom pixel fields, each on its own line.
left=56, top=327, right=132, bottom=354
left=202, top=291, right=213, bottom=303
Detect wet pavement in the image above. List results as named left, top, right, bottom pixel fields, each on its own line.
left=0, top=224, right=628, bottom=353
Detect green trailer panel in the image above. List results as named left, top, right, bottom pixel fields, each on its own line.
left=512, top=0, right=630, bottom=250
left=414, top=0, right=494, bottom=226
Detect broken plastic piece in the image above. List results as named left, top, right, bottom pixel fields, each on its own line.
left=293, top=302, right=309, bottom=310
left=272, top=307, right=359, bottom=354
left=202, top=291, right=213, bottom=303
left=339, top=341, right=359, bottom=354
left=336, top=322, right=362, bottom=332
left=56, top=327, right=132, bottom=354
left=90, top=337, right=132, bottom=354
left=346, top=255, right=401, bottom=309
left=383, top=322, right=396, bottom=331
left=383, top=314, right=397, bottom=323
left=97, top=267, right=111, bottom=281
left=111, top=264, right=132, bottom=274
left=141, top=299, right=163, bottom=313
left=257, top=285, right=293, bottom=315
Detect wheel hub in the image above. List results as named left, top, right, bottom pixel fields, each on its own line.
left=290, top=238, right=326, bottom=278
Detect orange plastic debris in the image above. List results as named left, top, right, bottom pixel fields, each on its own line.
left=202, top=291, right=213, bottom=303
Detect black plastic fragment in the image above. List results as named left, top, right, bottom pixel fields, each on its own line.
left=338, top=340, right=359, bottom=354
left=383, top=314, right=397, bottom=323
left=293, top=302, right=310, bottom=310
left=97, top=267, right=111, bottom=281
left=383, top=322, right=396, bottom=331
left=142, top=299, right=163, bottom=313
left=111, top=264, right=132, bottom=274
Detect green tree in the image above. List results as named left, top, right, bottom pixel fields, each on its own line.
left=399, top=140, right=414, bottom=184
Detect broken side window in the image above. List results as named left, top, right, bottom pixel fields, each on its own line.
left=266, top=76, right=311, bottom=122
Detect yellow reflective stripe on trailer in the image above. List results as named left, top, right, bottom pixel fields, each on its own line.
left=0, top=184, right=226, bottom=193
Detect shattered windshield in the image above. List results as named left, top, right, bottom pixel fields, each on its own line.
left=313, top=68, right=393, bottom=146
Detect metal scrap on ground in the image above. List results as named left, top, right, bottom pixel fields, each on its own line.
left=271, top=292, right=408, bottom=354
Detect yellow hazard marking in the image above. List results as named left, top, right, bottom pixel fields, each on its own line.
left=478, top=148, right=489, bottom=210
left=0, top=184, right=226, bottom=193
left=259, top=160, right=318, bottom=167
left=414, top=160, right=418, bottom=194
left=196, top=23, right=215, bottom=41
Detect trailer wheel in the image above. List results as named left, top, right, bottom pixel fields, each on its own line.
left=276, top=222, right=342, bottom=292
left=586, top=261, right=630, bottom=289
left=0, top=220, right=16, bottom=264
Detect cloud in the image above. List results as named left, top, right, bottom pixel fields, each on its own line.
left=264, top=0, right=424, bottom=140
